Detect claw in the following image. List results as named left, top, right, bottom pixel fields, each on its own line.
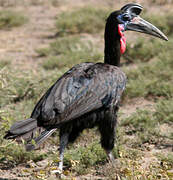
left=51, top=167, right=66, bottom=179
left=51, top=168, right=62, bottom=174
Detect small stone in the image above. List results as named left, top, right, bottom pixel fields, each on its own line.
left=36, top=159, right=49, bottom=167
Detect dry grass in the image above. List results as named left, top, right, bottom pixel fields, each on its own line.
left=0, top=10, right=28, bottom=29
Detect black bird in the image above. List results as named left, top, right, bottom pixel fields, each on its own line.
left=4, top=3, right=167, bottom=172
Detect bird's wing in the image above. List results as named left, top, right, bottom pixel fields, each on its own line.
left=32, top=63, right=126, bottom=127
left=54, top=76, right=110, bottom=124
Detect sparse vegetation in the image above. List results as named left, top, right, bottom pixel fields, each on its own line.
left=37, top=36, right=102, bottom=69
left=154, top=99, right=173, bottom=124
left=63, top=142, right=107, bottom=174
left=125, top=38, right=163, bottom=62
left=0, top=10, right=28, bottom=29
left=156, top=153, right=173, bottom=168
left=123, top=38, right=173, bottom=100
left=0, top=1, right=172, bottom=179
left=55, top=7, right=109, bottom=35
left=144, top=13, right=173, bottom=36
left=0, top=69, right=56, bottom=108
left=0, top=140, right=47, bottom=165
left=0, top=59, right=11, bottom=69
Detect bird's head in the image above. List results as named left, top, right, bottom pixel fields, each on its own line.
left=106, top=3, right=168, bottom=54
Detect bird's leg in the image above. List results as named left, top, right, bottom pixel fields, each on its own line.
left=106, top=150, right=115, bottom=163
left=99, top=107, right=118, bottom=164
left=58, top=133, right=69, bottom=173
left=52, top=132, right=69, bottom=175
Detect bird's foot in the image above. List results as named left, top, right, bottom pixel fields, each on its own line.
left=106, top=150, right=121, bottom=168
left=51, top=168, right=62, bottom=174
left=51, top=167, right=67, bottom=179
left=106, top=150, right=115, bottom=163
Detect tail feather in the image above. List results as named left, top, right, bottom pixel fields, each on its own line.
left=4, top=118, right=40, bottom=140
left=9, top=118, right=37, bottom=135
left=25, top=128, right=57, bottom=151
left=4, top=118, right=57, bottom=151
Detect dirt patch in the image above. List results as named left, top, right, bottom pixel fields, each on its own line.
left=0, top=3, right=59, bottom=70
left=120, top=97, right=155, bottom=119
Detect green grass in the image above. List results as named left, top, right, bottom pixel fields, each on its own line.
left=0, top=67, right=67, bottom=108
left=0, top=115, right=47, bottom=165
left=37, top=36, right=102, bottom=70
left=0, top=70, right=41, bottom=108
left=120, top=98, right=173, bottom=147
left=0, top=10, right=28, bottom=29
left=0, top=68, right=65, bottom=168
left=143, top=13, right=173, bottom=36
left=50, top=138, right=119, bottom=175
left=154, top=100, right=173, bottom=124
left=0, top=60, right=11, bottom=69
left=120, top=110, right=159, bottom=146
left=121, top=110, right=154, bottom=133
left=63, top=142, right=107, bottom=174
left=55, top=7, right=109, bottom=35
left=124, top=38, right=164, bottom=62
left=123, top=38, right=173, bottom=100
left=0, top=140, right=47, bottom=165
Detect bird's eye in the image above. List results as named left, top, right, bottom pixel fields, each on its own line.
left=122, top=14, right=130, bottom=21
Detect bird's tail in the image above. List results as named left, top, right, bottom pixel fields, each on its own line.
left=25, top=128, right=57, bottom=151
left=4, top=118, right=57, bottom=151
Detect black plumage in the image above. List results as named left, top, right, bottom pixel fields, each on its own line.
left=4, top=3, right=168, bottom=172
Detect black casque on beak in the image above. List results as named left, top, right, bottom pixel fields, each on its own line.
left=118, top=3, right=168, bottom=41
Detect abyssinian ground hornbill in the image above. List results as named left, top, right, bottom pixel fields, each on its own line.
left=4, top=3, right=168, bottom=172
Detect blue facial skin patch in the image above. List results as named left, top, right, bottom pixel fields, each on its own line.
left=117, top=15, right=127, bottom=31
left=117, top=14, right=126, bottom=23
left=117, top=13, right=133, bottom=31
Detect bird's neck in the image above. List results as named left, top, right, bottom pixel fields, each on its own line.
left=104, top=22, right=126, bottom=67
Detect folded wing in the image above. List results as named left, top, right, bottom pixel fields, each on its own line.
left=31, top=63, right=126, bottom=127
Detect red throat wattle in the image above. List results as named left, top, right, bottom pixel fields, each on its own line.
left=118, top=24, right=126, bottom=54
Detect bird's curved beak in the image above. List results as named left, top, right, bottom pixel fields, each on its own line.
left=125, top=16, right=168, bottom=41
